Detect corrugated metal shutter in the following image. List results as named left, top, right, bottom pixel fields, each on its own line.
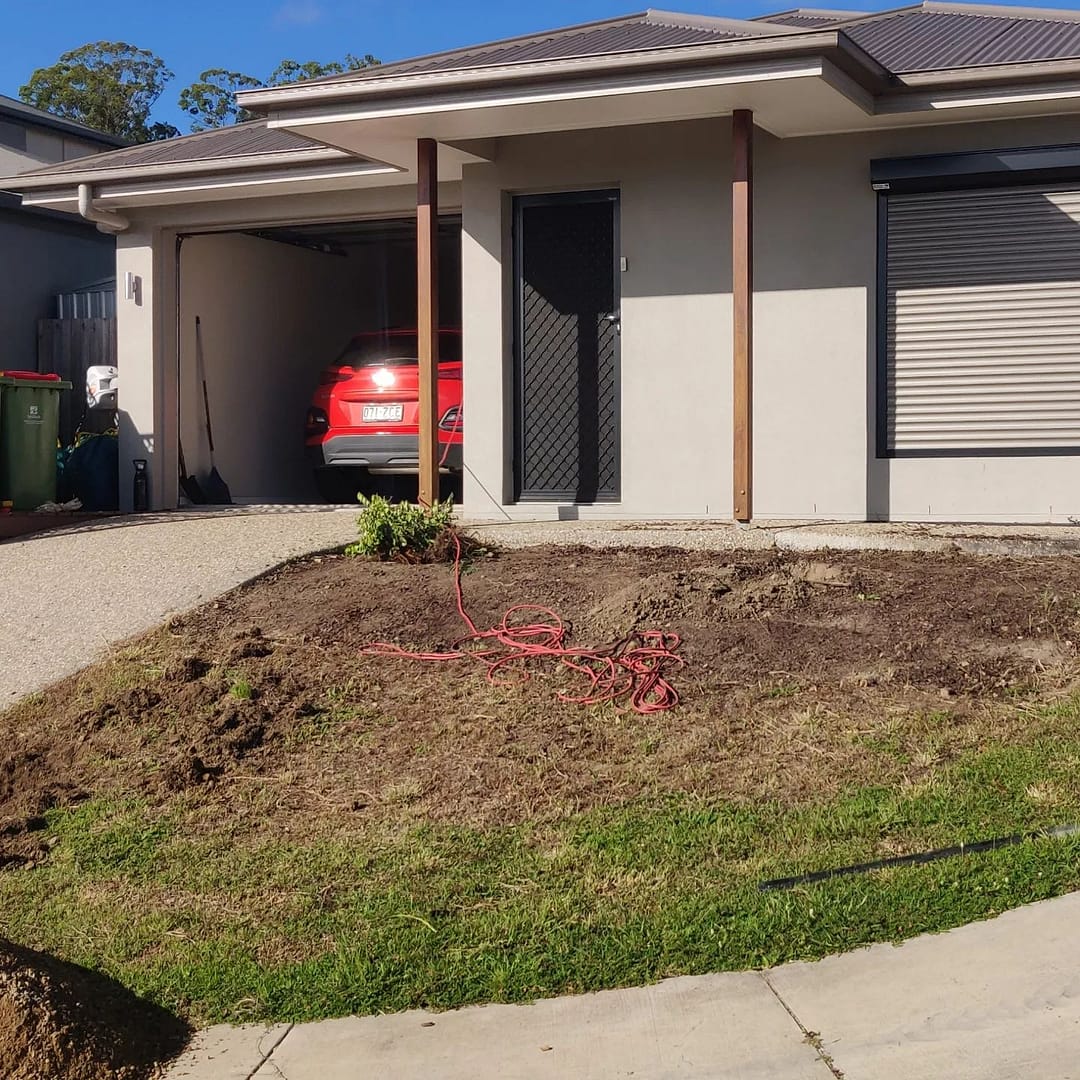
left=886, top=185, right=1080, bottom=453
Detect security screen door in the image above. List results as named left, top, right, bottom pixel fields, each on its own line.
left=514, top=190, right=620, bottom=501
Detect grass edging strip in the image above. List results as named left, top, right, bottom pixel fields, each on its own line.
left=759, top=822, right=1080, bottom=892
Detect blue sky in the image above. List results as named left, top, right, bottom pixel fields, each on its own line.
left=5, top=0, right=1080, bottom=132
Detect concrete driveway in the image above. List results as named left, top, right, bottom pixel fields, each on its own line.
left=170, top=889, right=1080, bottom=1079
left=0, top=508, right=359, bottom=706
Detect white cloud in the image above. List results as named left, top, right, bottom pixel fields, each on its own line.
left=274, top=0, right=325, bottom=26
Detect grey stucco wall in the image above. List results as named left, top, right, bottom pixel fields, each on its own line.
left=0, top=206, right=115, bottom=370
left=461, top=113, right=1080, bottom=523
left=754, top=112, right=1080, bottom=523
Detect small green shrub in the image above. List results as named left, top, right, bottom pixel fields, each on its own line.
left=346, top=494, right=455, bottom=560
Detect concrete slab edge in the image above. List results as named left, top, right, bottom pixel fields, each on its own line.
left=249, top=1024, right=294, bottom=1079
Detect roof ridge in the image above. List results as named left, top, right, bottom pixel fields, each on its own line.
left=780, top=3, right=922, bottom=29
left=641, top=8, right=798, bottom=34
left=919, top=0, right=1080, bottom=22
left=751, top=7, right=873, bottom=20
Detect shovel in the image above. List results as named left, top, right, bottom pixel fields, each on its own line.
left=178, top=438, right=205, bottom=504
left=195, top=316, right=232, bottom=505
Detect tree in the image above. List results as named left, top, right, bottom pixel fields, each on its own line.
left=268, top=53, right=379, bottom=85
left=178, top=54, right=380, bottom=131
left=178, top=69, right=263, bottom=132
left=20, top=42, right=178, bottom=143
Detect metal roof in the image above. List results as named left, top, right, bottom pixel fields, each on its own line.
left=0, top=94, right=128, bottom=148
left=843, top=6, right=1080, bottom=71
left=14, top=121, right=332, bottom=179
left=310, top=10, right=776, bottom=84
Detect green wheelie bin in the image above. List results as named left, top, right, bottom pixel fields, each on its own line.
left=0, top=371, right=71, bottom=510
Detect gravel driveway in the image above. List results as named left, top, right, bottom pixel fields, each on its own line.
left=0, top=508, right=359, bottom=706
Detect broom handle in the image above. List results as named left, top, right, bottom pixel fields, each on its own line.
left=196, top=316, right=216, bottom=457
left=202, top=379, right=215, bottom=456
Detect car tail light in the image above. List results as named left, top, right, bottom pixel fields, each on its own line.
left=439, top=406, right=462, bottom=432
left=305, top=407, right=329, bottom=437
left=319, top=367, right=355, bottom=385
left=438, top=366, right=463, bottom=380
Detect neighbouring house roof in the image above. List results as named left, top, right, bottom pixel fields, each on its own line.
left=14, top=120, right=345, bottom=179
left=0, top=94, right=128, bottom=148
left=10, top=1, right=1080, bottom=193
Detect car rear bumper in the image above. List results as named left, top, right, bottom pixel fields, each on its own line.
left=307, top=434, right=462, bottom=471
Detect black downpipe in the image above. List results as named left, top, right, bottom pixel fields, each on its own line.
left=759, top=823, right=1080, bottom=893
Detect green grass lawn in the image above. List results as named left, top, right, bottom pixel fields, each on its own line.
left=3, top=717, right=1080, bottom=1025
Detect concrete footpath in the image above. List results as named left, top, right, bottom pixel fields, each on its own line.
left=168, top=890, right=1080, bottom=1080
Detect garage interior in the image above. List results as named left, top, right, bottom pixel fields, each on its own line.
left=177, top=216, right=461, bottom=504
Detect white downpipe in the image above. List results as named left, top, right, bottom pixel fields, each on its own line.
left=77, top=183, right=129, bottom=233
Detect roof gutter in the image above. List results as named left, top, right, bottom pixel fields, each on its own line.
left=238, top=29, right=893, bottom=110
left=2, top=146, right=356, bottom=193
left=78, top=183, right=129, bottom=233
left=898, top=56, right=1080, bottom=90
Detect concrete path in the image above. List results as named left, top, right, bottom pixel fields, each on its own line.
left=466, top=516, right=1080, bottom=558
left=0, top=507, right=358, bottom=706
left=168, top=891, right=1080, bottom=1080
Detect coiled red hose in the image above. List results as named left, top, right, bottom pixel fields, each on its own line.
left=362, top=534, right=685, bottom=713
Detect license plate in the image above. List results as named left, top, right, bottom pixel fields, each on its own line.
left=362, top=404, right=403, bottom=422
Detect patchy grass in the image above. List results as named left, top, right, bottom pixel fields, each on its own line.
left=3, top=724, right=1080, bottom=1025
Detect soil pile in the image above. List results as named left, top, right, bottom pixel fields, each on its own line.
left=0, top=939, right=189, bottom=1080
left=585, top=559, right=855, bottom=636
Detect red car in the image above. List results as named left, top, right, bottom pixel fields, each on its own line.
left=305, top=329, right=463, bottom=501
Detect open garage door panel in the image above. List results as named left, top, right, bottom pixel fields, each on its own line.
left=177, top=216, right=461, bottom=505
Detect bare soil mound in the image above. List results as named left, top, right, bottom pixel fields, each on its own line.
left=586, top=559, right=855, bottom=636
left=0, top=939, right=189, bottom=1080
left=1, top=545, right=1079, bottom=842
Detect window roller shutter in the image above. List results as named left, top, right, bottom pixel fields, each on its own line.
left=886, top=186, right=1080, bottom=453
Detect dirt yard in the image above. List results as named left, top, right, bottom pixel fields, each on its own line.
left=2, top=544, right=1079, bottom=868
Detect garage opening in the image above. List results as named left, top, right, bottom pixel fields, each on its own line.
left=177, top=215, right=461, bottom=504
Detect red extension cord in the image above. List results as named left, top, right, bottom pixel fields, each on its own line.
left=362, top=534, right=685, bottom=714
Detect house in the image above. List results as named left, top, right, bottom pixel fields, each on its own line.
left=4, top=0, right=1080, bottom=521
left=0, top=95, right=125, bottom=368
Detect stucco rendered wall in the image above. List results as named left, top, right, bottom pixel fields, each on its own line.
left=755, top=112, right=1080, bottom=523
left=463, top=114, right=1080, bottom=523
left=462, top=119, right=732, bottom=519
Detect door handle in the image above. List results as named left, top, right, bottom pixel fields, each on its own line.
left=603, top=312, right=621, bottom=335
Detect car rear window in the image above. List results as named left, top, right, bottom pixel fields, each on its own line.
left=336, top=331, right=462, bottom=367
